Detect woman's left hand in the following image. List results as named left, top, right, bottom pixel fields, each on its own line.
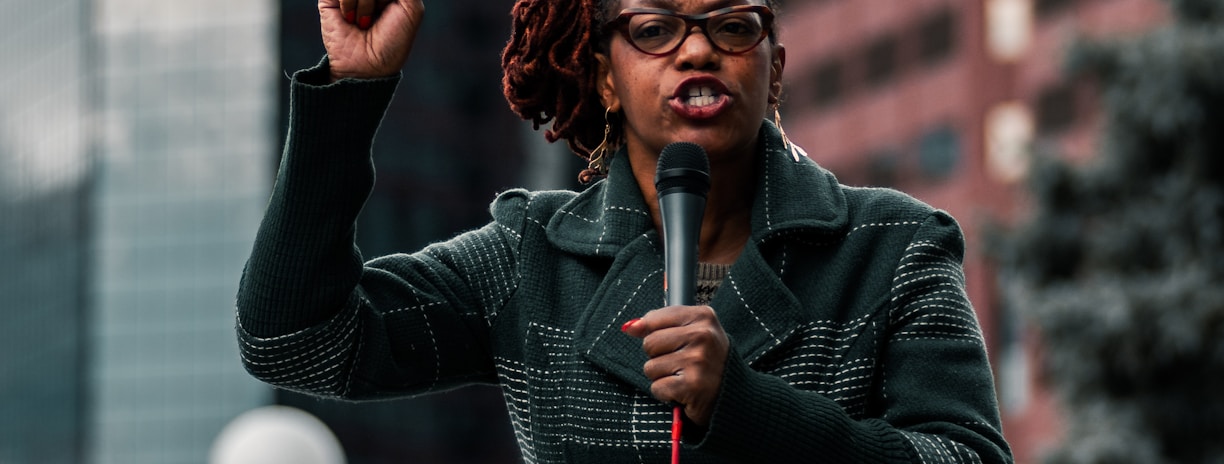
left=622, top=305, right=730, bottom=426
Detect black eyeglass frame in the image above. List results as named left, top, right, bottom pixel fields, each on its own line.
left=604, top=5, right=776, bottom=57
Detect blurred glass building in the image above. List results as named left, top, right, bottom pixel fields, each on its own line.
left=2, top=0, right=277, bottom=462
left=4, top=0, right=567, bottom=461
left=87, top=1, right=276, bottom=462
left=0, top=0, right=92, bottom=462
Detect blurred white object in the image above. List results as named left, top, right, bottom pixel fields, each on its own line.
left=985, top=101, right=1035, bottom=184
left=210, top=406, right=346, bottom=464
left=987, top=0, right=1034, bottom=62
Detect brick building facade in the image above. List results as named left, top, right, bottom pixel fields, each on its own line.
left=777, top=1, right=1169, bottom=461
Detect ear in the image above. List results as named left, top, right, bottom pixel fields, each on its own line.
left=769, top=44, right=786, bottom=104
left=596, top=53, right=621, bottom=112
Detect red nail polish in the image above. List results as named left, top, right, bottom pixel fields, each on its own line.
left=358, top=15, right=372, bottom=29
left=621, top=318, right=640, bottom=332
left=345, top=11, right=356, bottom=24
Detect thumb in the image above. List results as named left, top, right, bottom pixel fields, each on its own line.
left=375, top=0, right=425, bottom=37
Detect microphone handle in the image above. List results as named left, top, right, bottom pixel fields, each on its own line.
left=659, top=191, right=706, bottom=307
left=659, top=189, right=703, bottom=464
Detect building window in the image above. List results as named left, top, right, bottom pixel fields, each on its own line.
left=813, top=59, right=844, bottom=108
left=1036, top=84, right=1076, bottom=135
left=918, top=8, right=958, bottom=66
left=865, top=35, right=900, bottom=88
left=865, top=148, right=902, bottom=187
left=918, top=125, right=962, bottom=180
left=1035, top=0, right=1076, bottom=18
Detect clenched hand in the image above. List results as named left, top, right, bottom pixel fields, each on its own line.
left=319, top=0, right=425, bottom=82
left=622, top=305, right=730, bottom=426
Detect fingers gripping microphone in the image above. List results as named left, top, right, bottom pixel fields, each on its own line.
left=655, top=142, right=709, bottom=464
left=656, top=142, right=711, bottom=307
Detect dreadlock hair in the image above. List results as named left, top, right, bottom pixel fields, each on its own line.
left=502, top=0, right=612, bottom=176
left=501, top=0, right=782, bottom=181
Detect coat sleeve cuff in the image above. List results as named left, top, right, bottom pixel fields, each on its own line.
left=285, top=56, right=401, bottom=165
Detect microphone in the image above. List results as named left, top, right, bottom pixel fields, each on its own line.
left=655, top=142, right=711, bottom=307
left=654, top=142, right=709, bottom=464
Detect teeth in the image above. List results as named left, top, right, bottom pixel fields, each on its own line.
left=683, top=86, right=720, bottom=107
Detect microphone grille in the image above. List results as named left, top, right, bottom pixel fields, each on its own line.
left=655, top=142, right=711, bottom=195
left=657, top=142, right=709, bottom=173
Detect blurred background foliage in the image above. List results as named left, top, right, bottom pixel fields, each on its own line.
left=992, top=0, right=1224, bottom=462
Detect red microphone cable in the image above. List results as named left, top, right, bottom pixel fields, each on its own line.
left=671, top=405, right=682, bottom=464
left=663, top=278, right=682, bottom=464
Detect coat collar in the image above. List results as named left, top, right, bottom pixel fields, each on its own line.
left=553, top=121, right=851, bottom=392
left=546, top=120, right=848, bottom=257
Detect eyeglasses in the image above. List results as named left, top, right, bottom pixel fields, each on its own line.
left=605, top=5, right=775, bottom=56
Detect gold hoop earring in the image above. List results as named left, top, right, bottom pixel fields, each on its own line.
left=579, top=108, right=614, bottom=184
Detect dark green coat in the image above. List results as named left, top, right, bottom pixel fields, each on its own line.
left=237, top=61, right=1012, bottom=463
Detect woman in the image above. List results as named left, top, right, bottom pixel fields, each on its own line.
left=237, top=0, right=1014, bottom=462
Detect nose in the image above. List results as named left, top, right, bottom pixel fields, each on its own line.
left=674, top=26, right=720, bottom=70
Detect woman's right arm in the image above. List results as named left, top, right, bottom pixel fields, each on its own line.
left=235, top=0, right=518, bottom=400
left=237, top=0, right=422, bottom=335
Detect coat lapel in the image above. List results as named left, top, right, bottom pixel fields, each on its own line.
left=710, top=238, right=805, bottom=365
left=720, top=121, right=849, bottom=365
left=548, top=149, right=661, bottom=391
left=575, top=234, right=665, bottom=393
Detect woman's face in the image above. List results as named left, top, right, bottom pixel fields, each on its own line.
left=597, top=0, right=785, bottom=166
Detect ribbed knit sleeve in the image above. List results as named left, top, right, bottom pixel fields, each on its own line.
left=691, top=211, right=1012, bottom=463
left=237, top=58, right=398, bottom=338
left=235, top=59, right=526, bottom=400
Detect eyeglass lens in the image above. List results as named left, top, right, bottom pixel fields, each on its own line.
left=627, top=10, right=766, bottom=55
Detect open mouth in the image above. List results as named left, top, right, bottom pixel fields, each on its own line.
left=670, top=77, right=732, bottom=119
left=683, top=86, right=723, bottom=107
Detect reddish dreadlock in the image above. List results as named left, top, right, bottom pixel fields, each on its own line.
left=502, top=0, right=611, bottom=178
